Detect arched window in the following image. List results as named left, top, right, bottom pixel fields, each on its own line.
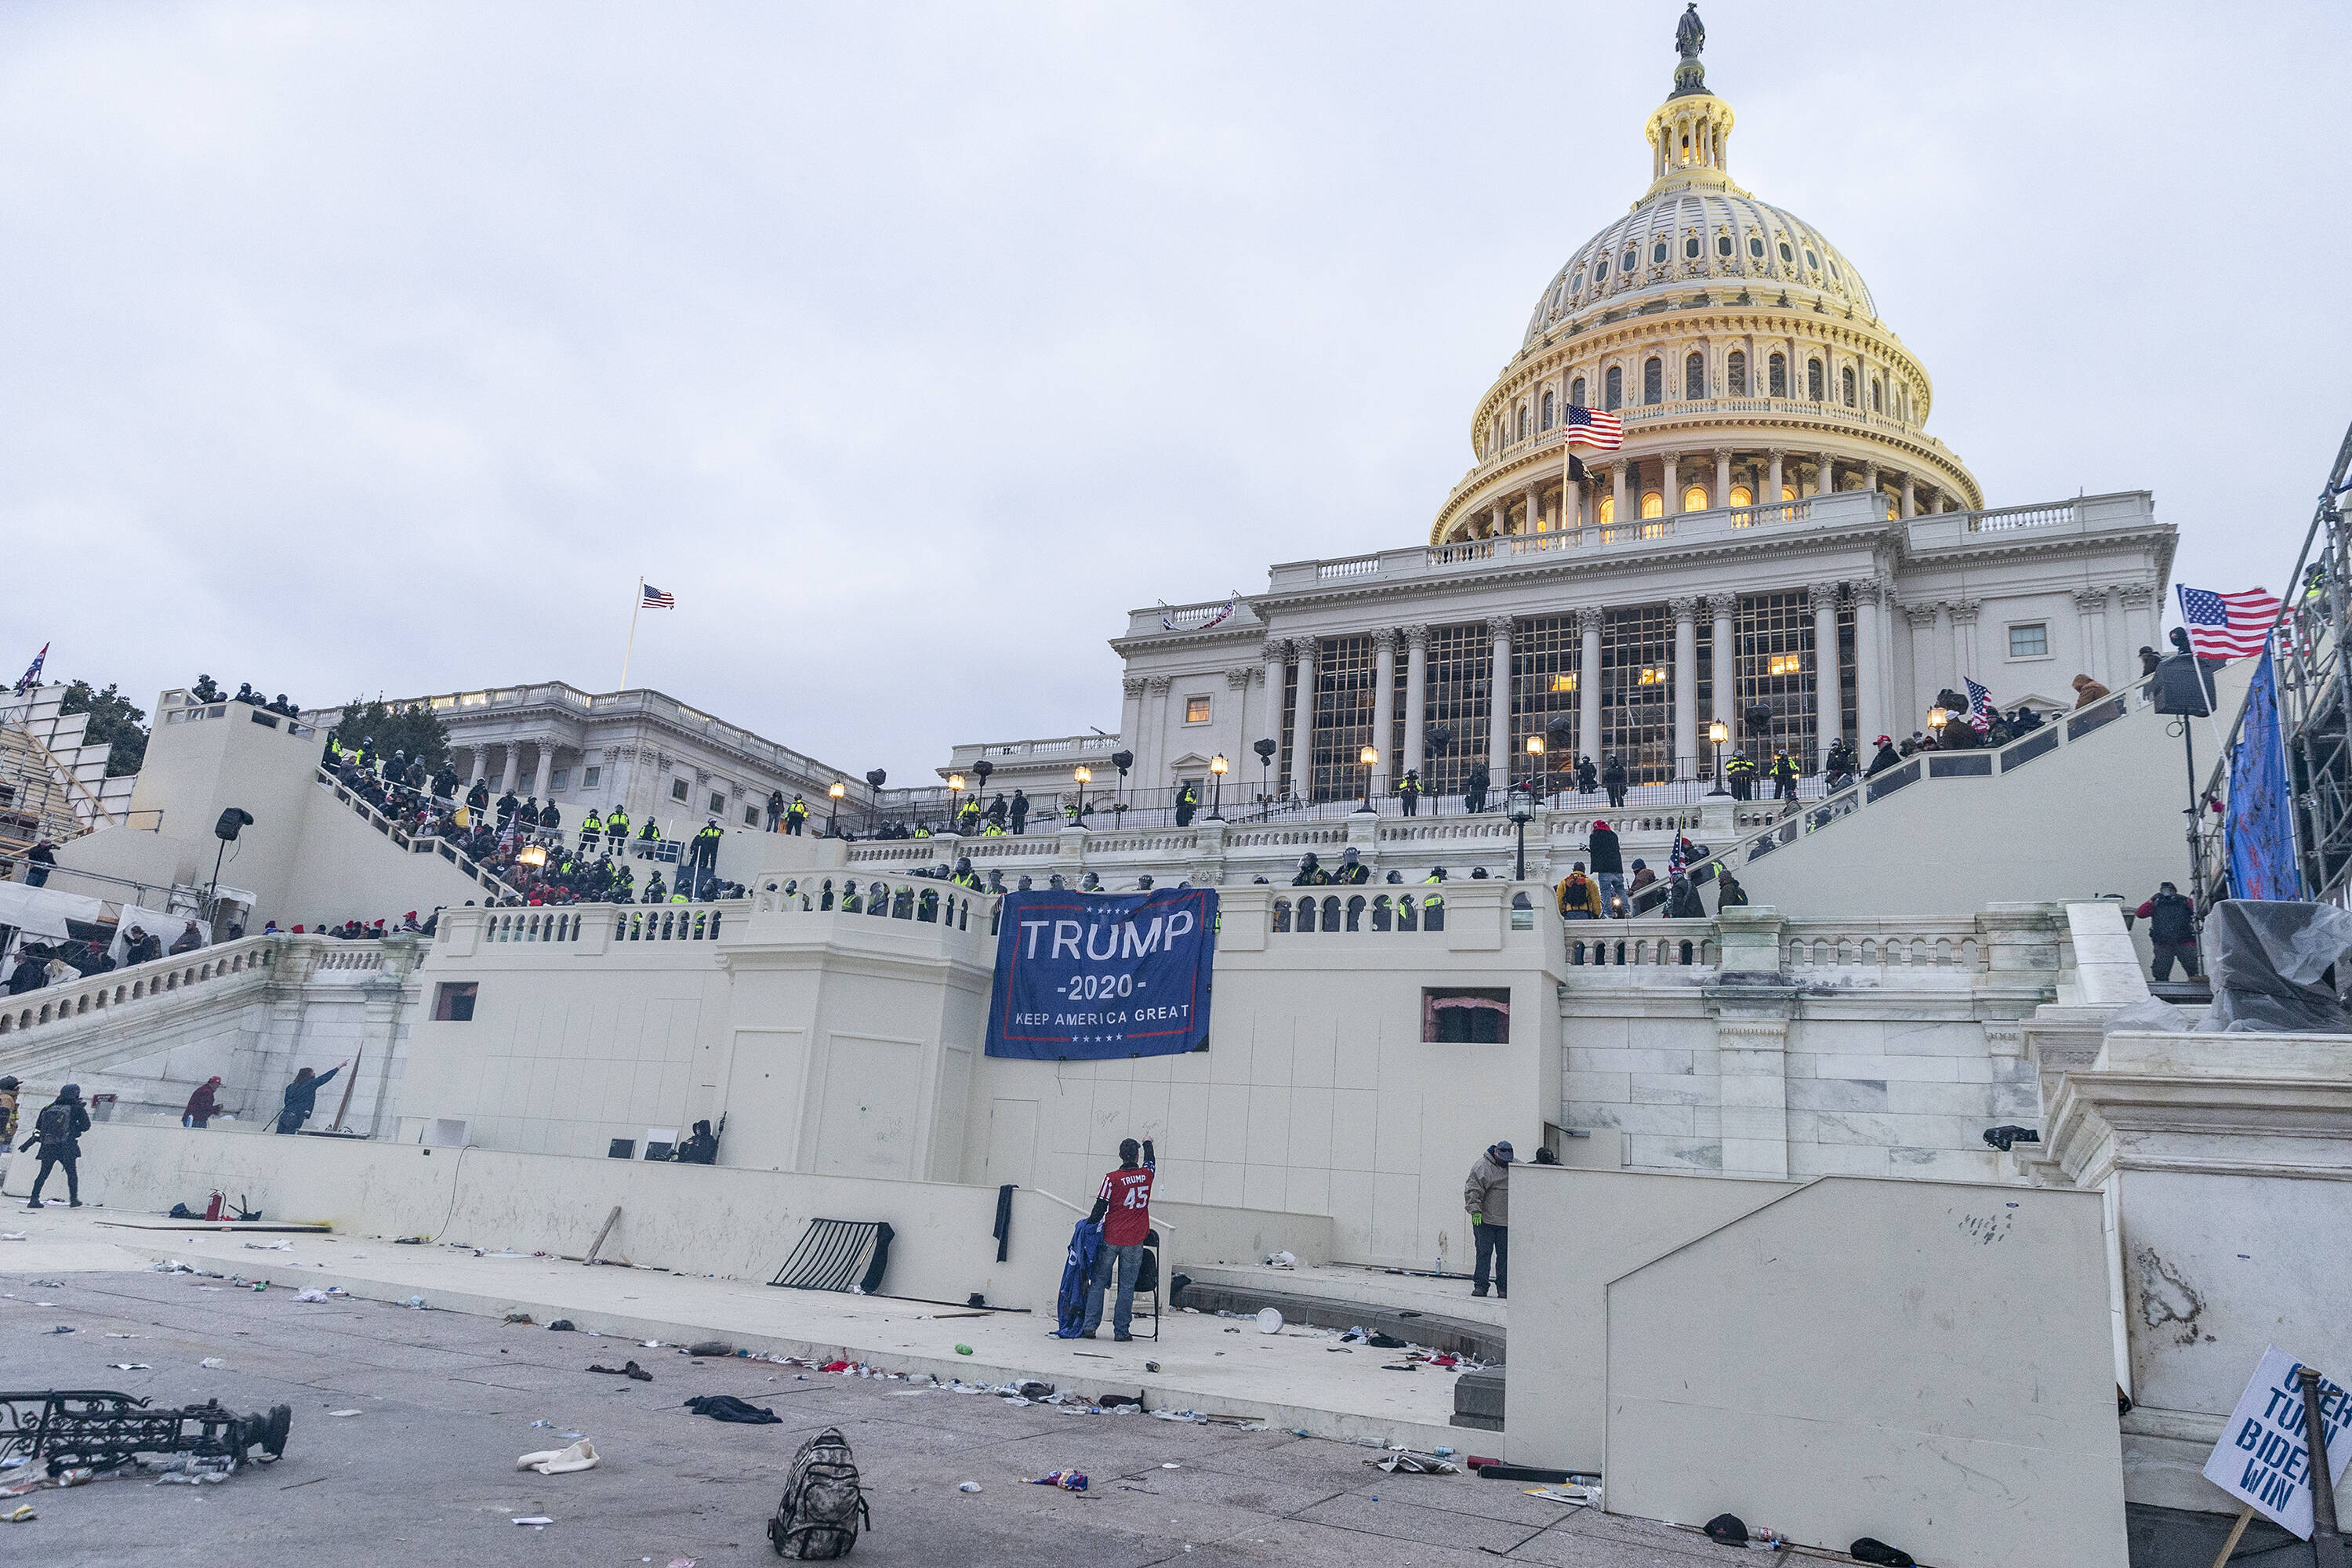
left=1621, top=248, right=1637, bottom=274
left=1570, top=376, right=1586, bottom=407
left=1726, top=349, right=1748, bottom=395
left=1541, top=390, right=1555, bottom=429
left=1729, top=484, right=1753, bottom=507
left=1768, top=352, right=1787, bottom=397
left=1748, top=234, right=1766, bottom=259
left=1642, top=358, right=1663, bottom=405
left=1651, top=241, right=1668, bottom=266
left=1684, top=352, right=1704, bottom=400
left=1517, top=405, right=1529, bottom=440
left=1780, top=485, right=1797, bottom=502
left=1806, top=359, right=1824, bottom=401
left=1716, top=233, right=1733, bottom=258
left=1605, top=366, right=1623, bottom=411
left=1871, top=378, right=1882, bottom=412
left=1682, top=485, right=1709, bottom=512
left=1598, top=494, right=1615, bottom=526
left=1842, top=366, right=1857, bottom=407
left=1641, top=490, right=1664, bottom=519
left=1684, top=235, right=1700, bottom=259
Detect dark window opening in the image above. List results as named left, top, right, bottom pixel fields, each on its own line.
left=1424, top=987, right=1512, bottom=1044
left=434, top=982, right=477, bottom=1022
left=608, top=1138, right=636, bottom=1159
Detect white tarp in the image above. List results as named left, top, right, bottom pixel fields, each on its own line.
left=113, top=905, right=208, bottom=964
left=0, top=881, right=106, bottom=941
left=2201, top=1345, right=2352, bottom=1539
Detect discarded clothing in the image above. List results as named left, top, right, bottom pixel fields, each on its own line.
left=1366, top=1331, right=1407, bottom=1348
left=683, top=1395, right=780, bottom=1425
left=516, top=1439, right=600, bottom=1475
left=1025, top=1469, right=1087, bottom=1491
left=1850, top=1540, right=1916, bottom=1567
left=1371, top=1451, right=1460, bottom=1475
left=545, top=1319, right=575, bottom=1332
left=588, top=1361, right=653, bottom=1382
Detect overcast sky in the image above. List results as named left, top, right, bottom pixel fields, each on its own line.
left=3, top=2, right=2346, bottom=782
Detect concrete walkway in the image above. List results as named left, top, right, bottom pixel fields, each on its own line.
left=4, top=1204, right=1469, bottom=1451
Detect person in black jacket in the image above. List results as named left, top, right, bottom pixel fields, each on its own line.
left=274, top=1062, right=348, bottom=1134
left=21, top=1083, right=91, bottom=1207
left=1587, top=818, right=1625, bottom=916
left=1009, top=789, right=1029, bottom=835
left=1864, top=735, right=1901, bottom=778
left=1601, top=753, right=1628, bottom=808
left=2135, top=884, right=2200, bottom=981
left=1464, top=761, right=1490, bottom=814
left=1576, top=756, right=1598, bottom=796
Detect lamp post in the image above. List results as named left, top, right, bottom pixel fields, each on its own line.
left=1357, top=745, right=1378, bottom=813
left=1707, top=719, right=1729, bottom=796
left=1926, top=706, right=1949, bottom=746
left=827, top=779, right=845, bottom=837
left=864, top=768, right=887, bottom=835
left=971, top=756, right=993, bottom=818
left=1508, top=782, right=1534, bottom=881
left=1073, top=764, right=1091, bottom=827
left=1523, top=733, right=1545, bottom=796
left=1111, top=750, right=1133, bottom=823
left=1208, top=753, right=1228, bottom=819
left=947, top=772, right=965, bottom=833
left=1253, top=738, right=1276, bottom=820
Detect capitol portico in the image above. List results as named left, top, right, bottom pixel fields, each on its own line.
left=953, top=14, right=2175, bottom=815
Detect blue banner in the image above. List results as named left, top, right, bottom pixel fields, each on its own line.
left=985, top=887, right=1217, bottom=1060
left=2228, top=648, right=2300, bottom=901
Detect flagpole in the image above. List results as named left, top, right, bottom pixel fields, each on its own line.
left=621, top=578, right=643, bottom=691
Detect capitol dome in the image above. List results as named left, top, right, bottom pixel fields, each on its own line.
left=1432, top=9, right=1980, bottom=545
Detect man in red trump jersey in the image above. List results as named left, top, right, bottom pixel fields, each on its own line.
left=1080, top=1137, right=1156, bottom=1340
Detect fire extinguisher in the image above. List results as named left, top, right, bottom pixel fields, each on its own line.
left=205, top=1190, right=225, bottom=1221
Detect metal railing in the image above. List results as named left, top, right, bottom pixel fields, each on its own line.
left=314, top=770, right=521, bottom=901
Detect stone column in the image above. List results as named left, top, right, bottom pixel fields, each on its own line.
left=1526, top=481, right=1543, bottom=534
left=1402, top=627, right=1429, bottom=779
left=1809, top=583, right=1843, bottom=764
left=1486, top=616, right=1514, bottom=784
left=1491, top=498, right=1507, bottom=539
left=1259, top=640, right=1287, bottom=758
left=1663, top=452, right=1682, bottom=514
left=1900, top=472, right=1917, bottom=518
left=1287, top=641, right=1316, bottom=800
left=1710, top=593, right=1738, bottom=744
left=1225, top=669, right=1254, bottom=791
left=1119, top=677, right=1145, bottom=763
left=1860, top=463, right=1882, bottom=516
left=1142, top=676, right=1173, bottom=792
left=1671, top=596, right=1699, bottom=779
left=1714, top=448, right=1733, bottom=509
left=1612, top=463, right=1629, bottom=528
left=2119, top=584, right=2156, bottom=669
left=1577, top=607, right=1605, bottom=766
left=466, top=748, right=487, bottom=786
left=1950, top=602, right=1981, bottom=683
left=1903, top=603, right=1940, bottom=728
left=497, top=745, right=519, bottom=795
left=1563, top=450, right=1582, bottom=529
left=1370, top=630, right=1397, bottom=796
left=1766, top=449, right=1784, bottom=506
left=1817, top=452, right=1836, bottom=496
left=1852, top=579, right=1885, bottom=746
left=2074, top=588, right=2110, bottom=686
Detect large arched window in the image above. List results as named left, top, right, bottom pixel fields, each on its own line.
left=1682, top=485, right=1709, bottom=512
left=1806, top=359, right=1824, bottom=401
left=1605, top=366, right=1623, bottom=411
left=1768, top=352, right=1787, bottom=397
left=1684, top=352, right=1704, bottom=400
left=1518, top=405, right=1529, bottom=440
left=1642, top=358, right=1663, bottom=405
left=1597, top=494, right=1615, bottom=526
left=1729, top=484, right=1754, bottom=507
left=1541, top=390, right=1555, bottom=430
left=1726, top=349, right=1748, bottom=395
left=1871, top=377, right=1882, bottom=413
left=1841, top=367, right=1857, bottom=407
left=1641, top=490, right=1664, bottom=519
left=1570, top=376, right=1586, bottom=408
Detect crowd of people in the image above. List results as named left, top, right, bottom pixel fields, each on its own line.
left=187, top=676, right=303, bottom=717
left=2, top=919, right=209, bottom=997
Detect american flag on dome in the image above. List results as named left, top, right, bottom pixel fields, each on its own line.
left=641, top=584, right=676, bottom=609
left=1964, top=677, right=1994, bottom=735
left=2176, top=585, right=2281, bottom=660
left=1561, top=405, right=1623, bottom=452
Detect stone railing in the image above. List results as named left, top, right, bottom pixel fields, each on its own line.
left=1269, top=888, right=1452, bottom=934
left=434, top=901, right=742, bottom=956
left=0, top=935, right=284, bottom=1039
left=1561, top=914, right=2013, bottom=977
left=754, top=875, right=996, bottom=937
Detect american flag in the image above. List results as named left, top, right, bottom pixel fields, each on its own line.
left=641, top=584, right=676, bottom=609
left=1963, top=677, right=1994, bottom=735
left=2177, top=585, right=2281, bottom=660
left=1561, top=405, right=1623, bottom=452
left=13, top=643, right=46, bottom=695
left=1668, top=835, right=1690, bottom=877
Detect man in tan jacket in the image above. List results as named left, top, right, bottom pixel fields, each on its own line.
left=1464, top=1141, right=1514, bottom=1298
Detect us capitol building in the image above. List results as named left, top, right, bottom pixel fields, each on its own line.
left=952, top=11, right=2175, bottom=814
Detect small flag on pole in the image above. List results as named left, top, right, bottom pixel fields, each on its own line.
left=1561, top=405, right=1624, bottom=452
left=2177, top=585, right=2281, bottom=661
left=641, top=584, right=676, bottom=609
left=13, top=643, right=47, bottom=695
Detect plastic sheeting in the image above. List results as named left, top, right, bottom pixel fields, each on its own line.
left=2195, top=899, right=2352, bottom=1033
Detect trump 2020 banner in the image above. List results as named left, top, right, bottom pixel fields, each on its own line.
left=985, top=887, right=1217, bottom=1061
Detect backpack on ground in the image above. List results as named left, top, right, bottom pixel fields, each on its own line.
left=768, top=1427, right=869, bottom=1559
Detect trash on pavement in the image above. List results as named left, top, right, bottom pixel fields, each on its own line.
left=516, top=1439, right=600, bottom=1475
left=957, top=1481, right=982, bottom=1493
left=682, top=1395, right=779, bottom=1425
left=199, top=1358, right=226, bottom=1369
left=1254, top=1308, right=1283, bottom=1334
left=1263, top=1250, right=1297, bottom=1269
left=545, top=1319, right=575, bottom=1331
left=1370, top=1451, right=1460, bottom=1475
left=292, top=1290, right=332, bottom=1303
left=587, top=1361, right=653, bottom=1382
left=1025, top=1469, right=1088, bottom=1491
left=511, top=1515, right=554, bottom=1526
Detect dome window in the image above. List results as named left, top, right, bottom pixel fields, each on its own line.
left=1651, top=241, right=1668, bottom=265
left=1570, top=376, right=1586, bottom=407
left=1767, top=352, right=1787, bottom=397
left=1541, top=390, right=1555, bottom=430
left=1828, top=260, right=1841, bottom=281
left=1604, top=366, right=1624, bottom=411
left=1841, top=367, right=1857, bottom=408
left=1806, top=359, right=1824, bottom=401
left=1594, top=260, right=1607, bottom=283
left=1622, top=249, right=1638, bottom=273
left=1777, top=241, right=1793, bottom=263
left=1641, top=491, right=1664, bottom=520
left=1871, top=378, right=1882, bottom=413
left=1805, top=249, right=1820, bottom=270
left=1749, top=235, right=1766, bottom=259
left=1729, top=484, right=1753, bottom=508
left=1716, top=234, right=1733, bottom=258
left=1685, top=236, right=1700, bottom=259
left=1682, top=485, right=1709, bottom=513
left=1684, top=352, right=1704, bottom=400
left=1727, top=349, right=1748, bottom=395
left=1642, top=358, right=1663, bottom=406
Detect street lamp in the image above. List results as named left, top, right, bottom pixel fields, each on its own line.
left=948, top=772, right=965, bottom=833
left=1523, top=733, right=1545, bottom=794
left=1508, top=783, right=1534, bottom=880
left=1926, top=706, right=1950, bottom=743
left=1357, top=745, right=1378, bottom=813
left=1707, top=719, right=1729, bottom=796
left=827, top=779, right=845, bottom=837
left=1073, top=764, right=1092, bottom=827
left=1208, top=754, right=1228, bottom=819
left=1253, top=738, right=1277, bottom=819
